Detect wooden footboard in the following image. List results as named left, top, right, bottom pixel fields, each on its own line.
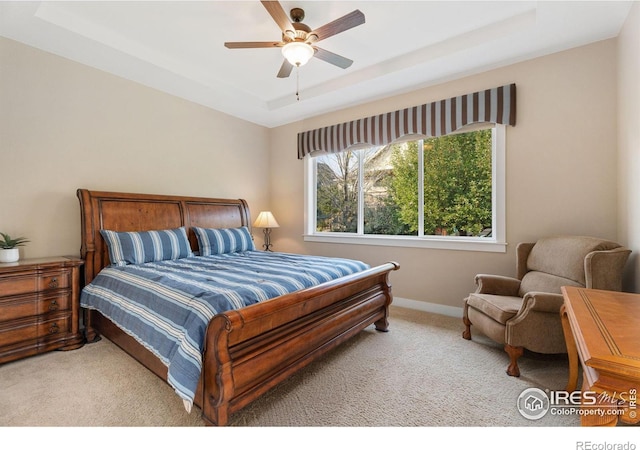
left=201, top=261, right=398, bottom=426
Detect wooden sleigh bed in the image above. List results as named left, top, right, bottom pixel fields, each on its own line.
left=77, top=189, right=399, bottom=426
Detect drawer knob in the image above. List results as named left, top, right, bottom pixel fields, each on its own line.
left=49, top=300, right=59, bottom=311
left=48, top=278, right=59, bottom=289
left=49, top=323, right=60, bottom=334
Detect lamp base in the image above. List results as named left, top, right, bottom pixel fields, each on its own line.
left=262, top=228, right=273, bottom=252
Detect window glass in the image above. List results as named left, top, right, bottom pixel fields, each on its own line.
left=308, top=125, right=501, bottom=249
left=423, top=129, right=492, bottom=237
left=366, top=142, right=418, bottom=235
left=316, top=151, right=358, bottom=233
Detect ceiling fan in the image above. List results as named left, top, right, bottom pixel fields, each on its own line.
left=224, top=1, right=365, bottom=78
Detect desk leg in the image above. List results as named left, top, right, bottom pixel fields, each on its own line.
left=560, top=304, right=579, bottom=392
left=580, top=373, right=619, bottom=427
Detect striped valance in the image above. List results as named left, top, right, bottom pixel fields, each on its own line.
left=298, top=83, right=516, bottom=158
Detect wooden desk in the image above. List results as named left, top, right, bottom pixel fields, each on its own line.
left=560, top=286, right=640, bottom=426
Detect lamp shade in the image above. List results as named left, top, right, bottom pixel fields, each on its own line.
left=281, top=42, right=314, bottom=67
left=253, top=211, right=280, bottom=228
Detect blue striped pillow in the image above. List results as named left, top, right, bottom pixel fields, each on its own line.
left=193, top=226, right=255, bottom=256
left=100, top=227, right=194, bottom=266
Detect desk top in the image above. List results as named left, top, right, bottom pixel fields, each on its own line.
left=561, top=286, right=640, bottom=389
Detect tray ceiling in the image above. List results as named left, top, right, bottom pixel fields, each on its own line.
left=0, top=1, right=633, bottom=127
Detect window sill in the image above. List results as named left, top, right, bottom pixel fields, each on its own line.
left=303, top=234, right=507, bottom=252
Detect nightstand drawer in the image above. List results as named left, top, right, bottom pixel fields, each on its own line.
left=0, top=274, right=39, bottom=297
left=0, top=292, right=71, bottom=322
left=0, top=313, right=71, bottom=347
left=38, top=271, right=70, bottom=291
left=0, top=270, right=70, bottom=297
left=38, top=315, right=71, bottom=340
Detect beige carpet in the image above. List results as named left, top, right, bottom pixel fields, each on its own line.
left=0, top=306, right=579, bottom=427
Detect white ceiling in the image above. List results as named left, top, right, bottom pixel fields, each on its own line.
left=0, top=1, right=634, bottom=128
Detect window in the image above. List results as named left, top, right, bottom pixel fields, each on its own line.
left=305, top=125, right=506, bottom=252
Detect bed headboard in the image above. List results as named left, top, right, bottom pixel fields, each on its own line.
left=77, top=189, right=252, bottom=285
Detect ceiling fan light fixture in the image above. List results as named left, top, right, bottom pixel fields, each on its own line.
left=282, top=41, right=314, bottom=67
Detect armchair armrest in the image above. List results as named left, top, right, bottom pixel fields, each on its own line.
left=585, top=247, right=631, bottom=291
left=518, top=291, right=565, bottom=315
left=474, top=274, right=521, bottom=296
left=506, top=291, right=567, bottom=353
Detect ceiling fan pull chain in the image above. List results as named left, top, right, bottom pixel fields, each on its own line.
left=296, top=66, right=300, bottom=101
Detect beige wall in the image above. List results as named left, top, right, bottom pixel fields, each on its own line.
left=2, top=26, right=635, bottom=313
left=617, top=1, right=640, bottom=292
left=0, top=37, right=270, bottom=260
left=270, top=39, right=621, bottom=312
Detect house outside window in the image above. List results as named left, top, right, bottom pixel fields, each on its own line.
left=304, top=125, right=506, bottom=252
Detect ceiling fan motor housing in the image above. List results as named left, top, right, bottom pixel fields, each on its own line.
left=284, top=17, right=315, bottom=43
left=290, top=7, right=305, bottom=22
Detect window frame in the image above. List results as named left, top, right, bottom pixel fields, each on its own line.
left=303, top=124, right=506, bottom=253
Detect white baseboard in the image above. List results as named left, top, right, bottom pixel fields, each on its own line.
left=391, top=296, right=463, bottom=318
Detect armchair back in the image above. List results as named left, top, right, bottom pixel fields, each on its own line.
left=516, top=236, right=630, bottom=296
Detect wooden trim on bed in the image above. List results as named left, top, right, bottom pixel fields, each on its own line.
left=77, top=188, right=399, bottom=426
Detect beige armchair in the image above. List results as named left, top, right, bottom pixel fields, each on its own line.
left=462, top=235, right=630, bottom=377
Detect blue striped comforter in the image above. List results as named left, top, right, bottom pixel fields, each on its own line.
left=80, top=251, right=369, bottom=409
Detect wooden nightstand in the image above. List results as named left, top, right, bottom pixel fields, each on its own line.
left=0, top=256, right=84, bottom=364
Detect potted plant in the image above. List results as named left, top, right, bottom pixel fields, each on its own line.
left=0, top=232, right=30, bottom=263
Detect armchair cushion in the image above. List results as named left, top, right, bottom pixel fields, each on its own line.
left=466, top=293, right=521, bottom=324
left=518, top=271, right=582, bottom=297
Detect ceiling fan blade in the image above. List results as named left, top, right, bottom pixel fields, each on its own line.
left=224, top=41, right=283, bottom=49
left=277, top=59, right=294, bottom=78
left=310, top=10, right=365, bottom=42
left=261, top=1, right=294, bottom=34
left=313, top=47, right=353, bottom=69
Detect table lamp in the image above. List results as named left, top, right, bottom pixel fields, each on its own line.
left=253, top=211, right=279, bottom=251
